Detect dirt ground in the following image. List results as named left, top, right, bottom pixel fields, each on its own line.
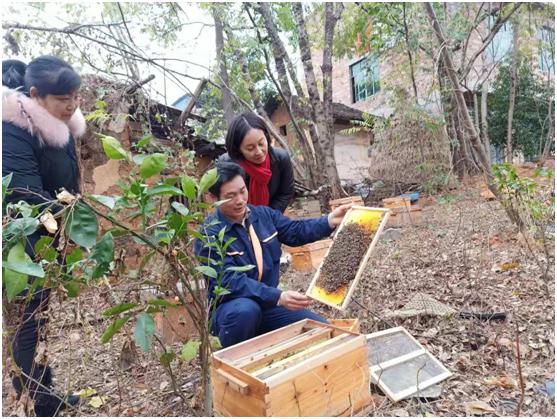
left=2, top=181, right=555, bottom=417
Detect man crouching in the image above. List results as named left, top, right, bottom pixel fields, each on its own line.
left=194, top=162, right=351, bottom=348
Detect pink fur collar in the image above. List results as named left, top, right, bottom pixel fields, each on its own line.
left=2, top=87, right=86, bottom=148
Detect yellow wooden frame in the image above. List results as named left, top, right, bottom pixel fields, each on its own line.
left=305, top=206, right=390, bottom=311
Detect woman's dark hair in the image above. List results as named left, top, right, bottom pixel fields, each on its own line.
left=2, top=55, right=81, bottom=96
left=2, top=59, right=27, bottom=90
left=209, top=161, right=246, bottom=197
left=225, top=112, right=271, bottom=160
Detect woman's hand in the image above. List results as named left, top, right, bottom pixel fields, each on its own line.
left=327, top=203, right=353, bottom=228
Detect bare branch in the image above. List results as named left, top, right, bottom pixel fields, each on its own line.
left=459, top=3, right=522, bottom=82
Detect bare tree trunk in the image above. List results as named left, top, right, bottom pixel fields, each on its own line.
left=212, top=8, right=235, bottom=125
left=321, top=3, right=345, bottom=198
left=540, top=97, right=554, bottom=164
left=506, top=20, right=520, bottom=162
left=402, top=3, right=419, bottom=102
left=480, top=80, right=491, bottom=163
left=254, top=2, right=319, bottom=186
left=292, top=2, right=344, bottom=198
left=473, top=92, right=480, bottom=134
left=256, top=2, right=292, bottom=99
left=424, top=2, right=492, bottom=178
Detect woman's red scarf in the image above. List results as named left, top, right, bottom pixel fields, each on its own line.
left=239, top=155, right=272, bottom=206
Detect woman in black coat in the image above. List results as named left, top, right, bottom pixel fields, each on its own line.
left=219, top=112, right=294, bottom=213
left=2, top=56, right=85, bottom=416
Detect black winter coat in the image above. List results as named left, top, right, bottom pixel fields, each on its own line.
left=2, top=87, right=86, bottom=252
left=219, top=146, right=294, bottom=213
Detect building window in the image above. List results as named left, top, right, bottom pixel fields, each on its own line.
left=350, top=55, right=380, bottom=103
left=537, top=26, right=555, bottom=74
left=279, top=125, right=287, bottom=136
left=486, top=15, right=513, bottom=63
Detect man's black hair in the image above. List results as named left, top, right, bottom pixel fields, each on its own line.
left=208, top=161, right=246, bottom=198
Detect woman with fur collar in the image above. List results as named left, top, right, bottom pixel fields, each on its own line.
left=2, top=56, right=85, bottom=416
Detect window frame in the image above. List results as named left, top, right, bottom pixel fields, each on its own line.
left=350, top=55, right=381, bottom=103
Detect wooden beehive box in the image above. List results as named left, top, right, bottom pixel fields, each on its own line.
left=283, top=238, right=332, bottom=272
left=286, top=198, right=322, bottom=219
left=211, top=319, right=371, bottom=417
left=329, top=195, right=364, bottom=211
left=306, top=206, right=390, bottom=311
left=382, top=197, right=423, bottom=227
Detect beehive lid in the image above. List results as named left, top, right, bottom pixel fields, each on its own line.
left=366, top=327, right=452, bottom=401
left=305, top=206, right=390, bottom=310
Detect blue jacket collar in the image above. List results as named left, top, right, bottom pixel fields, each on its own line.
left=215, top=205, right=259, bottom=232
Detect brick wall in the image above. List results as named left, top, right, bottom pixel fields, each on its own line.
left=307, top=10, right=553, bottom=117
left=269, top=103, right=371, bottom=182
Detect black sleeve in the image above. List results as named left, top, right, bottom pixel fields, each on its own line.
left=269, top=148, right=295, bottom=213
left=2, top=127, right=55, bottom=207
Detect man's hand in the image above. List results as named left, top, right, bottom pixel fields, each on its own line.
left=278, top=290, right=311, bottom=310
left=328, top=203, right=353, bottom=228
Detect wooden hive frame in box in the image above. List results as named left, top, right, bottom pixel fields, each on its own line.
left=211, top=319, right=371, bottom=417
left=305, top=206, right=390, bottom=311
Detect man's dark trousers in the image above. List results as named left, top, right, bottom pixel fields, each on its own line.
left=213, top=297, right=326, bottom=348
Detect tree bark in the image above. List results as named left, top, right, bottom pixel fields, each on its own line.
left=506, top=20, right=520, bottom=162
left=424, top=2, right=492, bottom=178
left=254, top=3, right=319, bottom=186
left=292, top=2, right=344, bottom=198
left=212, top=8, right=235, bottom=125
left=540, top=97, right=554, bottom=164
left=480, top=80, right=491, bottom=163
left=402, top=3, right=419, bottom=102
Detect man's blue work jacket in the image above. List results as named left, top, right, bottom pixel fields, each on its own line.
left=194, top=205, right=334, bottom=308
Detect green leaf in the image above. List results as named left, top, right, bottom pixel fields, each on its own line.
left=89, top=195, right=116, bottom=210
left=218, top=226, right=226, bottom=243
left=4, top=217, right=39, bottom=238
left=4, top=240, right=45, bottom=278
left=64, top=280, right=81, bottom=298
left=103, top=303, right=137, bottom=316
left=195, top=265, right=217, bottom=279
left=134, top=313, right=155, bottom=352
left=3, top=260, right=45, bottom=278
left=3, top=242, right=30, bottom=300
left=90, top=232, right=114, bottom=265
left=180, top=175, right=197, bottom=200
left=65, top=202, right=98, bottom=249
left=226, top=265, right=255, bottom=273
left=100, top=135, right=128, bottom=160
left=42, top=247, right=57, bottom=263
left=199, top=168, right=218, bottom=195
left=210, top=336, right=222, bottom=350
left=180, top=339, right=201, bottom=362
left=171, top=202, right=189, bottom=216
left=190, top=230, right=205, bottom=241
left=132, top=154, right=147, bottom=165
left=214, top=286, right=231, bottom=297
left=3, top=172, right=13, bottom=200
left=66, top=248, right=83, bottom=267
left=145, top=185, right=184, bottom=197
left=160, top=351, right=176, bottom=367
left=34, top=236, right=54, bottom=255
left=140, top=153, right=167, bottom=179
left=101, top=316, right=131, bottom=344
left=147, top=299, right=176, bottom=307
left=137, top=134, right=153, bottom=148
